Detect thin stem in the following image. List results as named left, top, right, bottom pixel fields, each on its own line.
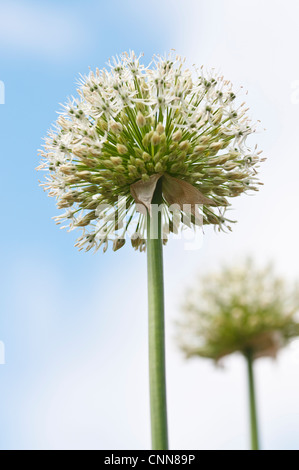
left=245, top=349, right=259, bottom=450
left=146, top=179, right=168, bottom=450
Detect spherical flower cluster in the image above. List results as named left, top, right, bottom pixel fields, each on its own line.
left=38, top=51, right=264, bottom=253
left=177, top=260, right=299, bottom=361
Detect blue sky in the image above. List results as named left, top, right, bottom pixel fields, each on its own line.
left=1, top=0, right=299, bottom=450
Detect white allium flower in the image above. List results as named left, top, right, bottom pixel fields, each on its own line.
left=37, top=51, right=264, bottom=253
left=177, top=259, right=299, bottom=361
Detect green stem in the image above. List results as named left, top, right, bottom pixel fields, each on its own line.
left=146, top=179, right=168, bottom=450
left=245, top=350, right=259, bottom=450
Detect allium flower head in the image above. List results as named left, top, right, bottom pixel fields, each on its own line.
left=38, top=52, right=264, bottom=253
left=177, top=260, right=299, bottom=361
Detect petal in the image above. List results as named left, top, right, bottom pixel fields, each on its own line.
left=130, top=173, right=162, bottom=214
left=162, top=173, right=215, bottom=213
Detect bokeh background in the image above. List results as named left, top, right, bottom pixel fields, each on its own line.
left=1, top=0, right=299, bottom=450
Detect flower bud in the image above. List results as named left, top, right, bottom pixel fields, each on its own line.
left=156, top=123, right=165, bottom=135
left=97, top=118, right=108, bottom=131
left=120, top=111, right=129, bottom=125
left=110, top=156, right=122, bottom=165
left=169, top=142, right=178, bottom=152
left=172, top=130, right=182, bottom=142
left=194, top=145, right=206, bottom=154
left=115, top=165, right=126, bottom=173
left=113, top=238, right=126, bottom=251
left=128, top=165, right=138, bottom=176
left=142, top=152, right=152, bottom=162
left=136, top=111, right=146, bottom=127
left=133, top=147, right=143, bottom=158
left=142, top=131, right=153, bottom=147
left=208, top=155, right=230, bottom=166
left=116, top=144, right=128, bottom=155
left=179, top=140, right=190, bottom=152
left=210, top=141, right=223, bottom=152
left=212, top=110, right=223, bottom=125
left=135, top=158, right=145, bottom=169
left=103, top=160, right=114, bottom=169
left=110, top=120, right=123, bottom=134
left=155, top=162, right=164, bottom=172
left=76, top=171, right=91, bottom=179
left=198, top=135, right=210, bottom=144
left=151, top=132, right=161, bottom=146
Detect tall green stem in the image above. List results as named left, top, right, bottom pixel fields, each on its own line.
left=146, top=179, right=168, bottom=450
left=245, top=349, right=259, bottom=450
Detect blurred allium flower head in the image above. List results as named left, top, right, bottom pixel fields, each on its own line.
left=38, top=51, right=264, bottom=253
left=177, top=260, right=299, bottom=361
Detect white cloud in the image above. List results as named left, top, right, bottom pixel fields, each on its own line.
left=0, top=1, right=86, bottom=59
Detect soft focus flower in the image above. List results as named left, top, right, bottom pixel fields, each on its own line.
left=177, top=259, right=299, bottom=361
left=37, top=52, right=264, bottom=253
